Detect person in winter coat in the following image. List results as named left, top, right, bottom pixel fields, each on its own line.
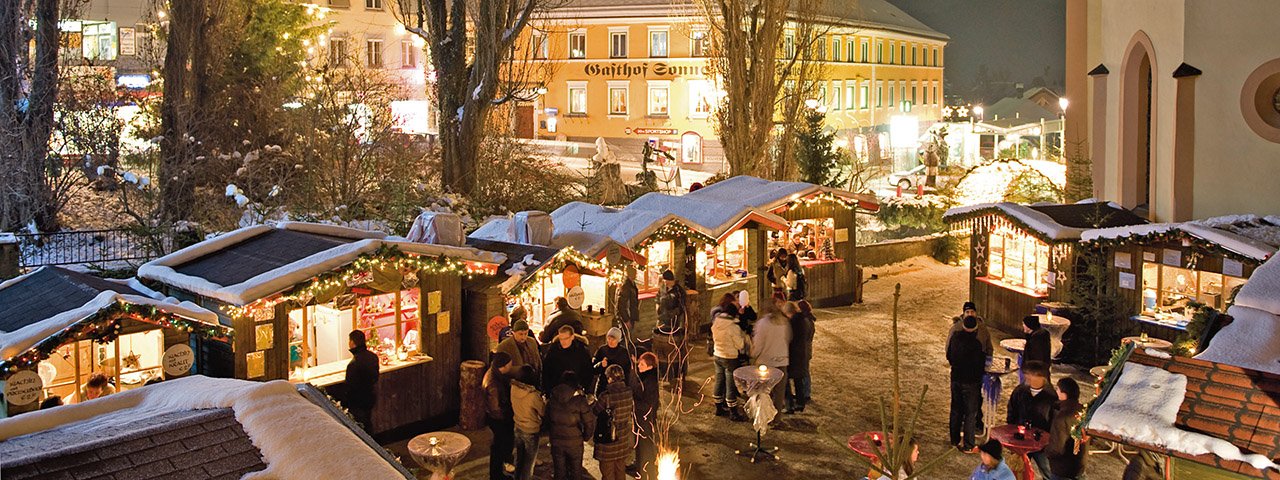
left=784, top=254, right=807, bottom=301
left=542, top=325, right=593, bottom=392
left=765, top=248, right=789, bottom=299
left=1046, top=377, right=1086, bottom=480
left=593, top=365, right=636, bottom=480
left=592, top=327, right=632, bottom=394
left=497, top=319, right=542, bottom=376
left=343, top=330, right=380, bottom=432
left=484, top=352, right=516, bottom=480
left=751, top=301, right=792, bottom=413
left=547, top=371, right=595, bottom=480
left=711, top=294, right=748, bottom=421
left=971, top=439, right=1017, bottom=480
left=785, top=300, right=816, bottom=413
left=948, top=302, right=993, bottom=357
left=511, top=366, right=545, bottom=480
left=947, top=316, right=986, bottom=452
left=1008, top=361, right=1058, bottom=478
left=630, top=352, right=660, bottom=479
left=737, top=290, right=759, bottom=335
left=656, top=270, right=688, bottom=334
left=615, top=266, right=641, bottom=335
left=1022, top=315, right=1053, bottom=367
left=540, top=297, right=586, bottom=344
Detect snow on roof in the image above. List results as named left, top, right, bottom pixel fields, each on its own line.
left=139, top=222, right=504, bottom=306
left=626, top=192, right=789, bottom=240
left=0, top=268, right=219, bottom=362
left=1081, top=214, right=1280, bottom=262
left=1195, top=253, right=1280, bottom=374
left=470, top=216, right=514, bottom=242
left=550, top=202, right=710, bottom=252
left=944, top=202, right=1088, bottom=241
left=1088, top=363, right=1279, bottom=472
left=685, top=175, right=879, bottom=212
left=0, top=376, right=407, bottom=479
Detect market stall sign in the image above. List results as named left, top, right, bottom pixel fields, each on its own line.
left=627, top=127, right=678, bottom=136
left=5, top=370, right=42, bottom=406
left=565, top=286, right=585, bottom=309
left=163, top=343, right=195, bottom=377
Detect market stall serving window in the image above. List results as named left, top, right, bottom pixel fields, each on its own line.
left=769, top=218, right=841, bottom=264
left=40, top=329, right=164, bottom=404
left=1140, top=264, right=1246, bottom=319
left=701, top=229, right=749, bottom=284
left=288, top=288, right=424, bottom=385
left=985, top=227, right=1050, bottom=296
left=512, top=266, right=609, bottom=335
left=637, top=240, right=673, bottom=291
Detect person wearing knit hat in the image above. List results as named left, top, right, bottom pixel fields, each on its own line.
left=1022, top=314, right=1052, bottom=368
left=656, top=269, right=688, bottom=335
left=971, top=439, right=1016, bottom=480
left=496, top=316, right=542, bottom=376
left=949, top=301, right=992, bottom=357
left=947, top=306, right=987, bottom=453
left=591, top=325, right=632, bottom=394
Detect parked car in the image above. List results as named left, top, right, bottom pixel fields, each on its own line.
left=886, top=164, right=956, bottom=190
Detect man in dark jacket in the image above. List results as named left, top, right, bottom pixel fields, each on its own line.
left=542, top=325, right=593, bottom=392
left=630, top=352, right=660, bottom=479
left=484, top=352, right=516, bottom=480
left=1008, top=361, right=1058, bottom=478
left=591, top=327, right=631, bottom=394
left=1046, top=377, right=1086, bottom=480
left=1022, top=315, right=1053, bottom=367
left=547, top=371, right=595, bottom=480
left=947, top=316, right=986, bottom=452
left=948, top=301, right=993, bottom=357
left=785, top=300, right=816, bottom=413
left=343, top=330, right=380, bottom=432
left=615, top=266, right=641, bottom=336
left=539, top=297, right=586, bottom=344
left=656, top=270, right=687, bottom=334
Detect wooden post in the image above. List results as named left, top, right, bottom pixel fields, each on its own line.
left=0, top=233, right=18, bottom=280
left=458, top=360, right=487, bottom=431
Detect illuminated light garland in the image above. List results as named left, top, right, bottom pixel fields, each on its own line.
left=945, top=209, right=1068, bottom=246
left=505, top=246, right=627, bottom=298
left=0, top=302, right=234, bottom=374
left=775, top=191, right=880, bottom=213
left=1080, top=230, right=1264, bottom=265
left=636, top=222, right=718, bottom=250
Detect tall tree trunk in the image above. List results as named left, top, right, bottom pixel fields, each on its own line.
left=159, top=0, right=204, bottom=222
left=0, top=0, right=63, bottom=231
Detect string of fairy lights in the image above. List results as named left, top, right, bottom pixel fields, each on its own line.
left=505, top=246, right=628, bottom=298
left=1, top=302, right=234, bottom=374
left=775, top=191, right=879, bottom=213
left=636, top=222, right=718, bottom=250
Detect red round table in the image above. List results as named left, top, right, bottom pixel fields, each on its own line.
left=988, top=425, right=1050, bottom=480
left=847, top=431, right=890, bottom=458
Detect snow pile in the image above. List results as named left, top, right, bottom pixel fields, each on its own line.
left=1090, top=364, right=1279, bottom=472
left=0, top=376, right=405, bottom=479
left=1196, top=253, right=1280, bottom=374
left=140, top=222, right=503, bottom=305
left=499, top=254, right=543, bottom=293
left=0, top=287, right=218, bottom=362
left=944, top=202, right=1085, bottom=240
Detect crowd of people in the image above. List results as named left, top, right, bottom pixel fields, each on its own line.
left=947, top=303, right=1087, bottom=480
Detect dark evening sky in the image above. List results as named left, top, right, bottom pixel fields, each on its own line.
left=889, top=0, right=1066, bottom=94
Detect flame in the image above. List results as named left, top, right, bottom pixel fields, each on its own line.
left=657, top=450, right=680, bottom=480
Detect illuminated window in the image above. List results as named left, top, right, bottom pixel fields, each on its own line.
left=608, top=83, right=629, bottom=115
left=703, top=229, right=749, bottom=284
left=691, top=29, right=710, bottom=57
left=610, top=31, right=628, bottom=58
left=689, top=79, right=715, bottom=117
left=845, top=83, right=856, bottom=110
left=638, top=240, right=674, bottom=290
left=400, top=40, right=417, bottom=68
left=1141, top=263, right=1247, bottom=317
left=876, top=81, right=883, bottom=107
left=568, top=81, right=587, bottom=114
left=649, top=30, right=668, bottom=57
left=39, top=329, right=165, bottom=403
left=288, top=288, right=423, bottom=384
left=648, top=81, right=669, bottom=116
left=569, top=32, right=586, bottom=58
left=80, top=21, right=119, bottom=61
left=986, top=227, right=1051, bottom=295
left=860, top=84, right=869, bottom=109
left=769, top=218, right=840, bottom=263
left=831, top=36, right=841, bottom=62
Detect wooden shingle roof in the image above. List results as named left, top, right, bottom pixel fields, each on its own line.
left=172, top=229, right=353, bottom=288
left=1090, top=351, right=1280, bottom=479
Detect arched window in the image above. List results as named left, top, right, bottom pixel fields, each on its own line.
left=1120, top=31, right=1156, bottom=215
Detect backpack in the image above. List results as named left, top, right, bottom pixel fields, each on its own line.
left=594, top=406, right=616, bottom=443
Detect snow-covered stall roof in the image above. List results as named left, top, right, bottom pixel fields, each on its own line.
left=1081, top=214, right=1280, bottom=262
left=139, top=222, right=504, bottom=306
left=682, top=175, right=881, bottom=213
left=0, top=376, right=412, bottom=479
left=626, top=192, right=790, bottom=241
left=0, top=267, right=220, bottom=363
left=1195, top=252, right=1280, bottom=374
left=549, top=202, right=713, bottom=255
left=1085, top=352, right=1280, bottom=477
left=944, top=201, right=1148, bottom=242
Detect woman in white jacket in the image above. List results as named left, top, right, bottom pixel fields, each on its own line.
left=751, top=301, right=793, bottom=413
left=710, top=293, right=748, bottom=421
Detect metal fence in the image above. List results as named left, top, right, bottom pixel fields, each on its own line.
left=15, top=227, right=180, bottom=268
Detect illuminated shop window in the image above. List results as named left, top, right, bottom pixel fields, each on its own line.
left=1141, top=264, right=1246, bottom=317
left=986, top=227, right=1050, bottom=295
left=702, top=229, right=749, bottom=285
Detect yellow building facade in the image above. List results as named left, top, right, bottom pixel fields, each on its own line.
left=518, top=0, right=948, bottom=164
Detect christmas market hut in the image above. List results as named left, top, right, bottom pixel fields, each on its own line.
left=137, top=222, right=503, bottom=436
left=943, top=201, right=1149, bottom=332
left=0, top=266, right=227, bottom=417
left=674, top=175, right=882, bottom=307
left=0, top=376, right=415, bottom=479
left=1079, top=215, right=1280, bottom=340
left=463, top=211, right=623, bottom=356
left=547, top=201, right=716, bottom=335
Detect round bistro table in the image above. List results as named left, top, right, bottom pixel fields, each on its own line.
left=408, top=431, right=471, bottom=480
left=989, top=424, right=1050, bottom=480
left=733, top=365, right=784, bottom=463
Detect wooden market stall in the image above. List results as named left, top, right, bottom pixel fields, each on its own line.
left=944, top=201, right=1149, bottom=333
left=1079, top=215, right=1280, bottom=340
left=0, top=267, right=228, bottom=417
left=678, top=176, right=881, bottom=307
left=138, top=222, right=502, bottom=436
